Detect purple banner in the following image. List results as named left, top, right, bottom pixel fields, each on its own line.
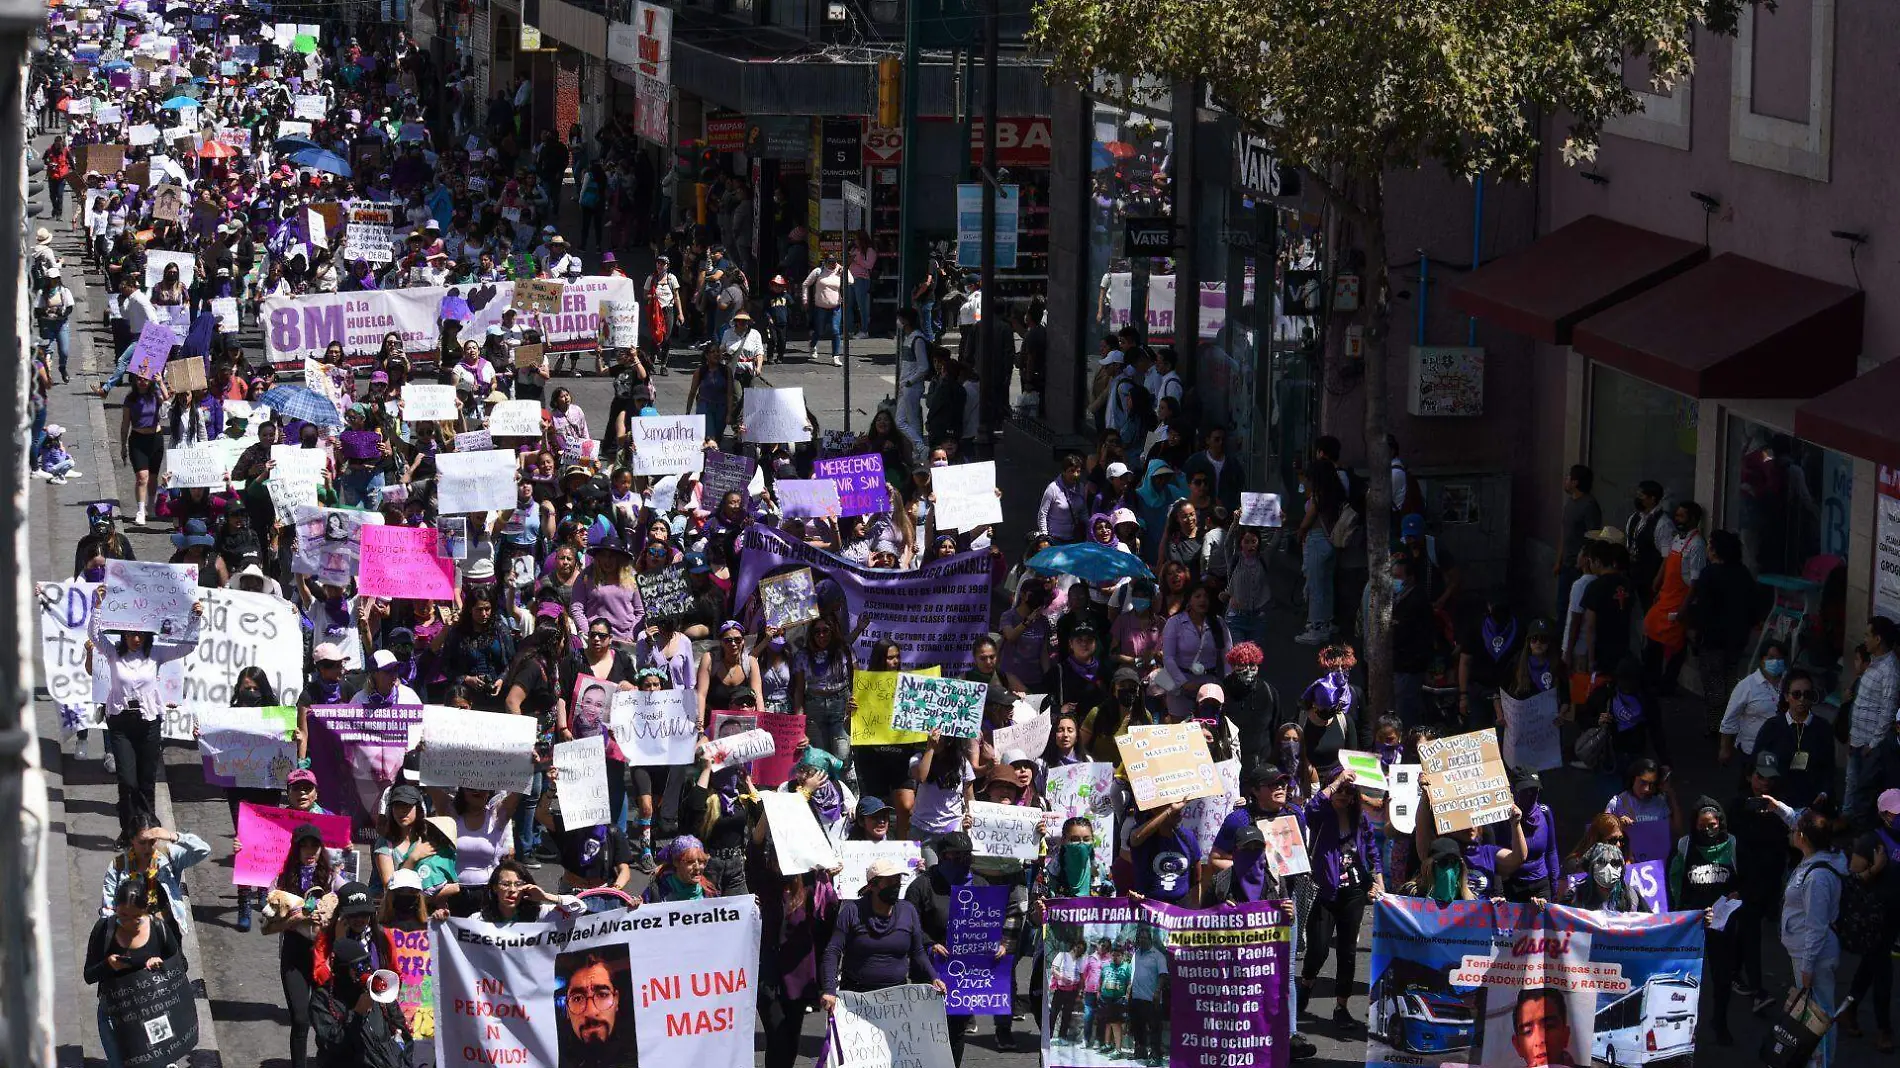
left=940, top=885, right=1012, bottom=1015
left=732, top=523, right=991, bottom=669
left=305, top=704, right=423, bottom=836
left=1043, top=897, right=1290, bottom=1068
left=812, top=453, right=891, bottom=517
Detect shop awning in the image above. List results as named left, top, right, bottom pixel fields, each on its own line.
left=1447, top=214, right=1707, bottom=344
left=1795, top=357, right=1900, bottom=469
left=1571, top=253, right=1863, bottom=399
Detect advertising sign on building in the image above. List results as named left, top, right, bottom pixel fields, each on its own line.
left=633, top=1, right=672, bottom=145
left=956, top=184, right=1018, bottom=270
left=1876, top=466, right=1900, bottom=623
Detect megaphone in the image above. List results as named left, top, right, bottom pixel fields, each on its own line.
left=368, top=969, right=401, bottom=1005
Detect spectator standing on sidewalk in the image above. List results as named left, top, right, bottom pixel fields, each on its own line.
left=848, top=230, right=877, bottom=338
left=803, top=253, right=850, bottom=367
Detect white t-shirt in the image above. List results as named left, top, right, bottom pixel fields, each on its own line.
left=1564, top=574, right=1596, bottom=659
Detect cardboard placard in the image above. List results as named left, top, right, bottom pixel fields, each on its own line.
left=1418, top=728, right=1514, bottom=833
left=162, top=354, right=207, bottom=394
left=1116, top=722, right=1223, bottom=811
left=514, top=278, right=564, bottom=314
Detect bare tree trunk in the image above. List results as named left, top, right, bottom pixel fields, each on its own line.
left=1360, top=178, right=1394, bottom=717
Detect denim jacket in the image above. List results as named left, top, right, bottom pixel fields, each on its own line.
left=100, top=832, right=212, bottom=937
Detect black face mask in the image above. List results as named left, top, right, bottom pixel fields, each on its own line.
left=1116, top=687, right=1138, bottom=707
left=876, top=883, right=901, bottom=904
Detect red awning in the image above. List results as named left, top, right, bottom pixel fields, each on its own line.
left=1447, top=214, right=1708, bottom=344
left=1571, top=254, right=1863, bottom=399
left=1796, top=357, right=1900, bottom=469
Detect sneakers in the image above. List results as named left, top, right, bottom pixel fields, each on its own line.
left=30, top=470, right=50, bottom=481
left=50, top=475, right=68, bottom=485
left=103, top=749, right=116, bottom=775
left=831, top=354, right=844, bottom=367
left=634, top=846, right=656, bottom=874
left=1293, top=623, right=1331, bottom=646
left=133, top=507, right=146, bottom=528
left=1289, top=1033, right=1318, bottom=1061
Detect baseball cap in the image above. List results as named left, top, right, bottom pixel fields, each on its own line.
left=312, top=642, right=346, bottom=664
left=1197, top=683, right=1226, bottom=704
left=1101, top=350, right=1125, bottom=367
left=866, top=856, right=908, bottom=880
left=1754, top=750, right=1783, bottom=779
left=1105, top=461, right=1130, bottom=480
left=1242, top=764, right=1292, bottom=791
left=370, top=649, right=399, bottom=671
left=287, top=768, right=318, bottom=787
left=1000, top=748, right=1038, bottom=768
left=1400, top=513, right=1425, bottom=539
left=1879, top=790, right=1900, bottom=817
left=291, top=822, right=324, bottom=845
left=935, top=831, right=974, bottom=856
left=335, top=881, right=375, bottom=916
left=386, top=868, right=424, bottom=893
left=1233, top=823, right=1267, bottom=850
left=387, top=783, right=423, bottom=808
left=857, top=797, right=891, bottom=820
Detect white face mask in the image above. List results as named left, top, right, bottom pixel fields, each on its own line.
left=1591, top=857, right=1623, bottom=889
left=1232, top=666, right=1260, bottom=685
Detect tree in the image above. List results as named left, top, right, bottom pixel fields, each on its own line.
left=1030, top=0, right=1751, bottom=714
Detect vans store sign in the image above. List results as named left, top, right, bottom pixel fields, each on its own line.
left=1123, top=217, right=1176, bottom=257
left=1233, top=132, right=1300, bottom=199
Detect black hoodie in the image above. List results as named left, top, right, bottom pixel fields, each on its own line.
left=1669, top=795, right=1738, bottom=911
left=1729, top=788, right=1794, bottom=907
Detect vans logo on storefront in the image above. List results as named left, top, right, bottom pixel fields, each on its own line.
left=1233, top=133, right=1282, bottom=196
left=1124, top=218, right=1175, bottom=255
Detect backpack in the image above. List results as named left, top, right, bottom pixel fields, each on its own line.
left=1823, top=863, right=1884, bottom=947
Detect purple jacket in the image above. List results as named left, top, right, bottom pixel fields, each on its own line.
left=1303, top=793, right=1384, bottom=901
left=1160, top=613, right=1228, bottom=690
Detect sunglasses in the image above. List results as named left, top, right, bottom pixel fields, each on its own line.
left=589, top=631, right=612, bottom=640
left=1787, top=689, right=1816, bottom=700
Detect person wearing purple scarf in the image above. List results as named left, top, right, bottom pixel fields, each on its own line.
left=1300, top=770, right=1385, bottom=1025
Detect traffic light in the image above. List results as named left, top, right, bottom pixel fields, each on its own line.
left=877, top=57, right=902, bottom=129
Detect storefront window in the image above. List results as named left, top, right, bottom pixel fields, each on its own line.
left=1086, top=102, right=1173, bottom=353
left=1589, top=365, right=1697, bottom=538
left=1722, top=416, right=1854, bottom=579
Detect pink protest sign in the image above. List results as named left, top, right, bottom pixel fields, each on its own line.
left=234, top=803, right=352, bottom=887
left=753, top=711, right=808, bottom=787
left=356, top=525, right=456, bottom=600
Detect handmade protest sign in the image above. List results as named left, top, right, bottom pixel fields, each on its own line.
left=1043, top=762, right=1118, bottom=873
left=699, top=451, right=757, bottom=500
left=357, top=524, right=456, bottom=600
left=1117, top=722, right=1223, bottom=810
left=291, top=505, right=384, bottom=586
left=208, top=298, right=242, bottom=338
left=632, top=564, right=692, bottom=620
left=1261, top=814, right=1312, bottom=877
left=514, top=278, right=564, bottom=314
left=1386, top=764, right=1421, bottom=835
left=435, top=450, right=519, bottom=513
left=930, top=461, right=1004, bottom=531
left=436, top=516, right=469, bottom=560
left=431, top=900, right=761, bottom=1068
left=1340, top=749, right=1389, bottom=792
left=388, top=926, right=437, bottom=1042
left=128, top=320, right=176, bottom=379
left=938, top=885, right=1012, bottom=1016
left=626, top=414, right=707, bottom=475
left=758, top=567, right=819, bottom=629
left=1367, top=899, right=1703, bottom=1068
left=401, top=383, right=459, bottom=422
left=832, top=986, right=955, bottom=1068
left=812, top=453, right=891, bottom=517
left=990, top=708, right=1051, bottom=760
left=759, top=790, right=839, bottom=873
left=836, top=841, right=924, bottom=900
left=196, top=706, right=297, bottom=789
left=610, top=689, right=698, bottom=766
left=1239, top=492, right=1284, bottom=528
left=98, top=954, right=198, bottom=1067
left=98, top=560, right=198, bottom=635
left=1418, top=728, right=1514, bottom=832
left=753, top=711, right=807, bottom=788
left=511, top=343, right=545, bottom=370
left=164, top=441, right=228, bottom=489
left=292, top=92, right=325, bottom=118
left=850, top=668, right=936, bottom=746
left=1182, top=758, right=1241, bottom=857
left=233, top=803, right=352, bottom=886
left=774, top=478, right=841, bottom=519
left=144, top=250, right=195, bottom=290
left=452, top=429, right=492, bottom=452
left=968, top=801, right=1043, bottom=862
left=711, top=728, right=776, bottom=770
left=890, top=673, right=987, bottom=738
left=150, top=182, right=186, bottom=222
left=488, top=400, right=543, bottom=438
left=305, top=704, right=424, bottom=828
left=1042, top=898, right=1291, bottom=1068
left=600, top=299, right=639, bottom=348
left=741, top=386, right=807, bottom=443
left=419, top=706, right=536, bottom=794
left=552, top=736, right=611, bottom=827
left=163, top=351, right=209, bottom=393
left=1501, top=688, right=1563, bottom=772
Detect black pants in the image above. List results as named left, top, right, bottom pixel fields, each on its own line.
left=1130, top=997, right=1165, bottom=1059
left=1851, top=916, right=1899, bottom=1031
left=1704, top=917, right=1738, bottom=1034
left=758, top=989, right=808, bottom=1068
left=106, top=713, right=161, bottom=840
left=945, top=1005, right=1012, bottom=1064
left=281, top=940, right=316, bottom=1068
left=1302, top=887, right=1368, bottom=996
left=1733, top=899, right=1767, bottom=990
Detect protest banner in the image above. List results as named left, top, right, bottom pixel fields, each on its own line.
left=930, top=461, right=1004, bottom=531
left=420, top=706, right=537, bottom=794
left=488, top=400, right=543, bottom=438
left=305, top=704, right=423, bottom=829
left=432, top=899, right=761, bottom=1068
left=758, top=567, right=819, bottom=629
left=968, top=801, right=1043, bottom=862
left=128, top=319, right=176, bottom=380
left=357, top=524, right=457, bottom=600
left=1387, top=764, right=1421, bottom=835
left=515, top=278, right=565, bottom=314
left=164, top=441, right=229, bottom=489
left=634, top=564, right=693, bottom=620
left=741, top=386, right=808, bottom=443
left=831, top=985, right=955, bottom=1068
left=402, top=383, right=460, bottom=422
left=711, top=728, right=776, bottom=770
left=990, top=708, right=1050, bottom=761
left=1238, top=492, right=1285, bottom=528
left=163, top=351, right=209, bottom=393
left=1042, top=898, right=1291, bottom=1068
left=600, top=299, right=639, bottom=348
left=759, top=790, right=840, bottom=873
left=78, top=141, right=125, bottom=176
left=98, top=954, right=198, bottom=1067
left=233, top=803, right=352, bottom=887
left=144, top=249, right=195, bottom=290
left=435, top=450, right=520, bottom=514
left=699, top=451, right=756, bottom=501
left=1341, top=749, right=1389, bottom=792
left=1500, top=689, right=1563, bottom=773
left=737, top=525, right=992, bottom=668
left=452, top=429, right=493, bottom=453
left=552, top=735, right=612, bottom=827
left=811, top=453, right=891, bottom=517
left=1117, top=722, right=1223, bottom=810
left=196, top=706, right=297, bottom=789
left=850, top=668, right=936, bottom=747
left=98, top=560, right=198, bottom=635
left=1043, top=762, right=1118, bottom=872
left=261, top=276, right=639, bottom=369
left=1262, top=814, right=1311, bottom=877
left=292, top=92, right=325, bottom=118
left=938, top=885, right=1011, bottom=1015
left=291, top=505, right=384, bottom=587
left=1367, top=899, right=1703, bottom=1068
left=836, top=841, right=925, bottom=901
left=753, top=711, right=807, bottom=788
left=389, top=925, right=437, bottom=1044
left=265, top=444, right=327, bottom=516
left=775, top=475, right=844, bottom=519
left=890, top=673, right=986, bottom=738
left=611, top=689, right=699, bottom=766
left=626, top=414, right=707, bottom=475
left=1419, top=728, right=1514, bottom=832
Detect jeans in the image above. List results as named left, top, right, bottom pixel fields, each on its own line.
left=106, top=713, right=161, bottom=840
left=1557, top=565, right=1581, bottom=621
left=810, top=304, right=842, bottom=356
left=98, top=1002, right=123, bottom=1067
left=1226, top=608, right=1269, bottom=646
left=918, top=298, right=938, bottom=342
left=40, top=319, right=71, bottom=377
left=1811, top=950, right=1841, bottom=1068
left=339, top=466, right=384, bottom=509
left=848, top=277, right=872, bottom=333
left=512, top=770, right=545, bottom=856
left=806, top=692, right=852, bottom=773
left=1302, top=530, right=1336, bottom=628
left=101, top=342, right=134, bottom=394
left=897, top=383, right=927, bottom=457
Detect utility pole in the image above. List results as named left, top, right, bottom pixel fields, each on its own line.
left=895, top=0, right=922, bottom=332
left=977, top=0, right=1000, bottom=439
